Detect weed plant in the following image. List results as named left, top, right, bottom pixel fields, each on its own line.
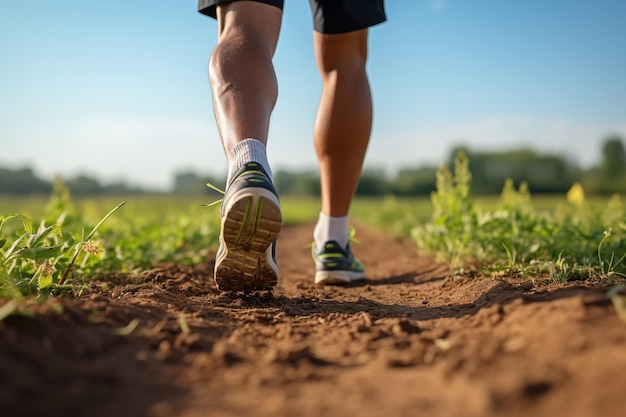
left=412, top=151, right=626, bottom=280
left=1, top=180, right=221, bottom=302
left=0, top=180, right=122, bottom=301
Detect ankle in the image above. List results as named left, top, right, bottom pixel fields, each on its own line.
left=314, top=212, right=349, bottom=248
left=227, top=138, right=273, bottom=185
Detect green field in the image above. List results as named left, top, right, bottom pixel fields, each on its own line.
left=1, top=155, right=625, bottom=303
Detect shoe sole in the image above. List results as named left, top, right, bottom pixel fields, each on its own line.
left=314, top=270, right=365, bottom=286
left=215, top=187, right=282, bottom=292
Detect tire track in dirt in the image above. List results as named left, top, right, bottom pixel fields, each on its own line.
left=1, top=223, right=625, bottom=417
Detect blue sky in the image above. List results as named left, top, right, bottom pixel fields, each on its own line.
left=1, top=0, right=625, bottom=190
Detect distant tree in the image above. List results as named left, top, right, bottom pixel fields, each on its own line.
left=392, top=166, right=437, bottom=196
left=356, top=168, right=388, bottom=196
left=600, top=135, right=626, bottom=179
left=275, top=170, right=320, bottom=196
left=582, top=135, right=626, bottom=194
left=65, top=174, right=102, bottom=195
left=0, top=167, right=52, bottom=194
left=173, top=171, right=201, bottom=194
left=102, top=181, right=146, bottom=195
left=274, top=170, right=300, bottom=195
left=447, top=148, right=580, bottom=194
left=172, top=171, right=223, bottom=195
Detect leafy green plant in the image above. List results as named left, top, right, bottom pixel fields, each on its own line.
left=0, top=181, right=124, bottom=300
left=412, top=151, right=626, bottom=280
left=1, top=179, right=227, bottom=305
left=96, top=202, right=220, bottom=272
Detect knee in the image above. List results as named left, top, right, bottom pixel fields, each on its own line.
left=318, top=52, right=368, bottom=88
left=320, top=54, right=367, bottom=81
left=316, top=33, right=369, bottom=78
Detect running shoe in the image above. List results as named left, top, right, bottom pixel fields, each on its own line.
left=313, top=240, right=365, bottom=285
left=214, top=162, right=282, bottom=291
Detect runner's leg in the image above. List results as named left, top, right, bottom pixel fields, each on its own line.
left=209, top=2, right=282, bottom=154
left=313, top=29, right=372, bottom=247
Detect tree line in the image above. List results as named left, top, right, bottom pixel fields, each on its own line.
left=1, top=135, right=625, bottom=197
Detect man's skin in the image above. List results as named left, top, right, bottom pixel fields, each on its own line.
left=209, top=1, right=373, bottom=218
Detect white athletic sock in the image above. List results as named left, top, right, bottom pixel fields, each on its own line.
left=314, top=212, right=349, bottom=249
left=226, top=138, right=273, bottom=186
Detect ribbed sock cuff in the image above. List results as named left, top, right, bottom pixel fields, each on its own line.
left=226, top=138, right=273, bottom=185
left=314, top=212, right=349, bottom=248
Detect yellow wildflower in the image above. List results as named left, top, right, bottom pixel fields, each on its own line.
left=566, top=182, right=585, bottom=206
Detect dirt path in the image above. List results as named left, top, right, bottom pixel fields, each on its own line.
left=1, top=223, right=625, bottom=417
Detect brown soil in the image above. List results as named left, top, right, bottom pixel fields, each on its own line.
left=1, top=223, right=625, bottom=417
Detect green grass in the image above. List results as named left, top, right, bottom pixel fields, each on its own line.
left=281, top=197, right=323, bottom=225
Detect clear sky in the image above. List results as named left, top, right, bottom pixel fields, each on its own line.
left=1, top=0, right=625, bottom=190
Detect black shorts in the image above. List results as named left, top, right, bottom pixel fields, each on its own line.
left=197, top=0, right=386, bottom=34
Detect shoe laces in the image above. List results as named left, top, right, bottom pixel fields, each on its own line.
left=202, top=181, right=225, bottom=208
left=347, top=226, right=361, bottom=245
left=203, top=166, right=270, bottom=208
